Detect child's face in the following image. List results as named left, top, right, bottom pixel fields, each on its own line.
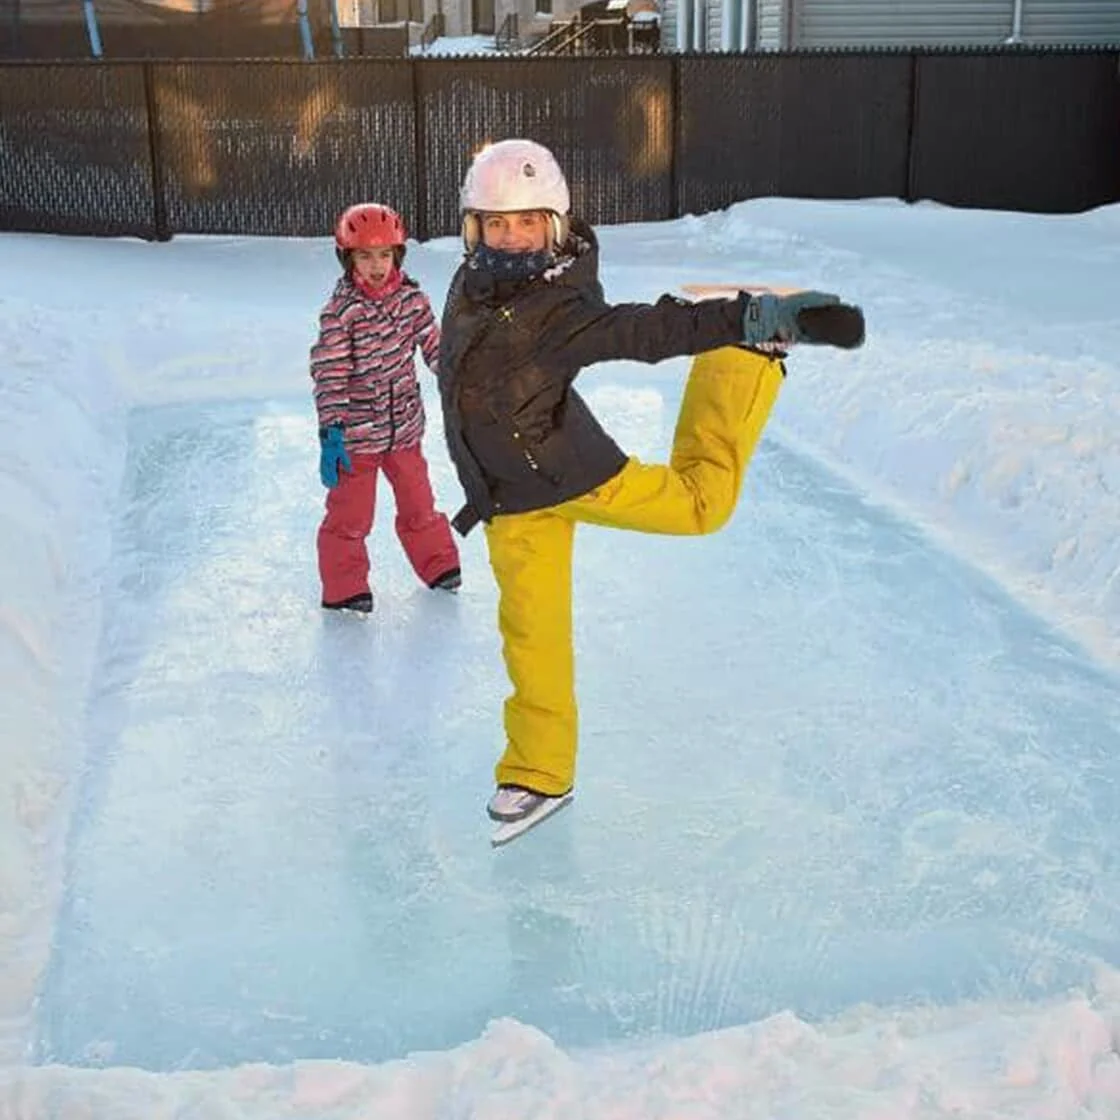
left=351, top=245, right=397, bottom=287
left=480, top=210, right=551, bottom=254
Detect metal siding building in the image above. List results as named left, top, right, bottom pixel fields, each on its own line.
left=669, top=0, right=780, bottom=49
left=1020, top=0, right=1120, bottom=44
left=795, top=0, right=1014, bottom=47
left=669, top=0, right=1120, bottom=51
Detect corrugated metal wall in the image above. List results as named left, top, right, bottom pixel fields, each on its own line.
left=663, top=0, right=724, bottom=50
left=691, top=0, right=784, bottom=50
left=1021, top=0, right=1120, bottom=45
left=662, top=0, right=677, bottom=47
left=664, top=0, right=1120, bottom=55
left=758, top=0, right=783, bottom=47
left=705, top=0, right=721, bottom=47
left=794, top=0, right=1013, bottom=48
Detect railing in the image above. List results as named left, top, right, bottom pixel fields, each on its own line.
left=522, top=16, right=577, bottom=54
left=420, top=11, right=446, bottom=50
left=495, top=11, right=519, bottom=50
left=524, top=15, right=611, bottom=55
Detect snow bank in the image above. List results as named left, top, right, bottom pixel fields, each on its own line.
left=5, top=978, right=1120, bottom=1118
left=672, top=199, right=1120, bottom=669
left=0, top=297, right=127, bottom=1062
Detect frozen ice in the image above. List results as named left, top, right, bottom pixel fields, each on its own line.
left=2, top=197, right=1120, bottom=1115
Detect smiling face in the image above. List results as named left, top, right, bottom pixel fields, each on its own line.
left=350, top=245, right=397, bottom=287
left=479, top=210, right=551, bottom=254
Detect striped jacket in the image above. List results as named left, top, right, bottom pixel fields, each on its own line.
left=310, top=274, right=440, bottom=454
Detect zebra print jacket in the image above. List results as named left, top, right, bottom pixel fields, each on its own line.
left=310, top=272, right=440, bottom=454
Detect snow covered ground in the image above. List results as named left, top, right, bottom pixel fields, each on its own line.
left=409, top=33, right=500, bottom=55
left=1, top=197, right=1119, bottom=1116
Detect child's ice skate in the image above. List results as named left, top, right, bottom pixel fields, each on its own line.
left=429, top=567, right=462, bottom=592
left=321, top=591, right=373, bottom=613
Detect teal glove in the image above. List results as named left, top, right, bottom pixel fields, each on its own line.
left=743, top=290, right=842, bottom=346
left=319, top=424, right=351, bottom=488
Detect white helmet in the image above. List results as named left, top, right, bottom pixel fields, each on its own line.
left=460, top=139, right=571, bottom=250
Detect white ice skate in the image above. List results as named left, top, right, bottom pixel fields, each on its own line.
left=487, top=785, right=573, bottom=847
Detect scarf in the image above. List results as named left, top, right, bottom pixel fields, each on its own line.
left=468, top=244, right=556, bottom=282
left=354, top=267, right=403, bottom=301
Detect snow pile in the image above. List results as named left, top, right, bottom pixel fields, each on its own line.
left=0, top=296, right=126, bottom=1062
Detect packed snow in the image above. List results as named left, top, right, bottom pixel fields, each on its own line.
left=1, top=196, right=1119, bottom=1116
left=410, top=34, right=501, bottom=55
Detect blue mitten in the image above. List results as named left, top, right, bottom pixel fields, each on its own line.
left=319, top=424, right=351, bottom=488
left=742, top=290, right=842, bottom=346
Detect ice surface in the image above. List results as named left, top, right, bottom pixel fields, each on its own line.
left=3, top=198, right=1120, bottom=1115
left=32, top=384, right=1120, bottom=1073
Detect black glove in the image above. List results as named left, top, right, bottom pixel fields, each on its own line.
left=743, top=290, right=865, bottom=350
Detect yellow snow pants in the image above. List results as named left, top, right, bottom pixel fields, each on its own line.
left=482, top=346, right=785, bottom=796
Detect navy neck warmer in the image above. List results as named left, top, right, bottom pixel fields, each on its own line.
left=469, top=243, right=555, bottom=282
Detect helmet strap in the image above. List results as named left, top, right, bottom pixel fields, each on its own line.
left=550, top=213, right=569, bottom=249
left=462, top=213, right=481, bottom=252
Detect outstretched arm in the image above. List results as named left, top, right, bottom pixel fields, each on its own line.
left=554, top=287, right=859, bottom=371
left=556, top=291, right=749, bottom=370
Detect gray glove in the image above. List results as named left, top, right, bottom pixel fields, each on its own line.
left=742, top=290, right=841, bottom=346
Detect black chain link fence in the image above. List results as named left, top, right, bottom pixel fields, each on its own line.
left=0, top=62, right=155, bottom=236
left=2, top=48, right=1117, bottom=242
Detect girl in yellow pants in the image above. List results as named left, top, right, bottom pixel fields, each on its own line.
left=438, top=139, right=861, bottom=834
left=484, top=346, right=783, bottom=801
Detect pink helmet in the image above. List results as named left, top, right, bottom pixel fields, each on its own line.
left=334, top=203, right=406, bottom=250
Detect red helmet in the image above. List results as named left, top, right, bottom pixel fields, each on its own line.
left=334, top=203, right=406, bottom=250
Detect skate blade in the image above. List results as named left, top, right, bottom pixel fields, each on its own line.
left=490, top=793, right=573, bottom=848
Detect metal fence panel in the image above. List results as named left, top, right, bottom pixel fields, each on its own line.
left=0, top=22, right=94, bottom=60
left=1, top=51, right=1117, bottom=241
left=106, top=24, right=309, bottom=59
left=0, top=62, right=155, bottom=236
left=676, top=52, right=914, bottom=217
left=0, top=17, right=406, bottom=60
left=911, top=49, right=1120, bottom=212
left=415, top=56, right=675, bottom=239
left=149, top=59, right=416, bottom=238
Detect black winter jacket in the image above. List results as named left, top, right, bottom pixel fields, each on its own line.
left=438, top=219, right=750, bottom=535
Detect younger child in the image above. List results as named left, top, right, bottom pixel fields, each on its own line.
left=311, top=202, right=460, bottom=612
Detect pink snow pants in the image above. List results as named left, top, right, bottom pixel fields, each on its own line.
left=317, top=446, right=459, bottom=604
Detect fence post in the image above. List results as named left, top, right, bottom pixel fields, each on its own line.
left=411, top=61, right=429, bottom=240
left=1008, top=0, right=1024, bottom=43
left=668, top=56, right=681, bottom=219
left=297, top=0, right=315, bottom=58
left=904, top=51, right=920, bottom=202
left=745, top=0, right=758, bottom=49
left=780, top=0, right=795, bottom=49
left=142, top=62, right=172, bottom=241
left=328, top=0, right=344, bottom=57
left=83, top=0, right=103, bottom=57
